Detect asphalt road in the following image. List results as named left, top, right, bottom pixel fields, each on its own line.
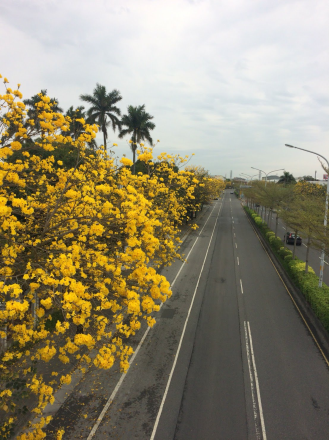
left=45, top=191, right=329, bottom=439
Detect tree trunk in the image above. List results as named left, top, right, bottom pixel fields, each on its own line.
left=103, top=129, right=107, bottom=150
left=76, top=324, right=84, bottom=334
left=275, top=214, right=279, bottom=238
left=132, top=147, right=136, bottom=175
left=268, top=208, right=271, bottom=227
left=264, top=207, right=267, bottom=223
left=293, top=229, right=298, bottom=259
left=305, top=234, right=311, bottom=273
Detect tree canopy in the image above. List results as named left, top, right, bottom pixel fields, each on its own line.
left=277, top=171, right=296, bottom=185
left=119, top=105, right=155, bottom=173
left=80, top=84, right=122, bottom=149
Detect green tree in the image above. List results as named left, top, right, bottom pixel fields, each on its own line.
left=5, top=139, right=95, bottom=172
left=294, top=194, right=324, bottom=272
left=80, top=84, right=122, bottom=149
left=119, top=105, right=155, bottom=174
left=63, top=106, right=86, bottom=139
left=277, top=171, right=296, bottom=186
left=23, top=90, right=63, bottom=131
left=279, top=189, right=311, bottom=259
left=63, top=106, right=97, bottom=150
left=244, top=181, right=294, bottom=236
left=24, top=90, right=63, bottom=113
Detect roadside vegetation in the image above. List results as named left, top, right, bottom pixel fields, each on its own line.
left=243, top=178, right=329, bottom=335
left=0, top=76, right=225, bottom=439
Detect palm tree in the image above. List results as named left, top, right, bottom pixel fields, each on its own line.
left=278, top=171, right=296, bottom=186
left=119, top=105, right=155, bottom=173
left=80, top=84, right=122, bottom=149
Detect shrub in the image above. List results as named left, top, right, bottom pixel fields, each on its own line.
left=278, top=247, right=292, bottom=258
left=269, top=236, right=282, bottom=252
left=284, top=254, right=293, bottom=263
left=288, top=260, right=329, bottom=331
left=260, top=225, right=270, bottom=235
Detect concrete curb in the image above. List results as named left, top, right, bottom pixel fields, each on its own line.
left=244, top=208, right=329, bottom=365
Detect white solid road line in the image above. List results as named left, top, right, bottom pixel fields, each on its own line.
left=302, top=243, right=307, bottom=247
left=150, top=199, right=224, bottom=440
left=318, top=256, right=329, bottom=266
left=87, top=200, right=223, bottom=440
left=240, top=279, right=243, bottom=294
left=247, top=322, right=267, bottom=439
left=244, top=322, right=261, bottom=440
left=244, top=321, right=267, bottom=440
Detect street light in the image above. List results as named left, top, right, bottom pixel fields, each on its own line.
left=285, top=143, right=329, bottom=287
left=240, top=173, right=258, bottom=182
left=251, top=167, right=285, bottom=187
left=239, top=173, right=250, bottom=182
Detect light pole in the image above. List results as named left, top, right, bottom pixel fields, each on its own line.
left=240, top=173, right=258, bottom=182
left=251, top=167, right=285, bottom=187
left=285, top=143, right=329, bottom=287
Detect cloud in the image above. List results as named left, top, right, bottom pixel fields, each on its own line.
left=1, top=0, right=328, bottom=177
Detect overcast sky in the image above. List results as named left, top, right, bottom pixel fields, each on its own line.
left=1, top=0, right=328, bottom=179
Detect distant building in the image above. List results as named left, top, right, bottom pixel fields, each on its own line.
left=307, top=180, right=328, bottom=186
left=261, top=175, right=280, bottom=182
left=212, top=175, right=225, bottom=180
left=296, top=176, right=328, bottom=185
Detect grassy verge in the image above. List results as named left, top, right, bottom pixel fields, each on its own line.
left=244, top=206, right=329, bottom=332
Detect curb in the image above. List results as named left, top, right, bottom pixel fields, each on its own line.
left=244, top=208, right=329, bottom=366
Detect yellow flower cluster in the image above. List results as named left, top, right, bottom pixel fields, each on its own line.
left=0, top=77, right=223, bottom=438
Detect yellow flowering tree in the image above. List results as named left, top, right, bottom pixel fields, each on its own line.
left=0, top=76, right=220, bottom=438
left=185, top=165, right=225, bottom=207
